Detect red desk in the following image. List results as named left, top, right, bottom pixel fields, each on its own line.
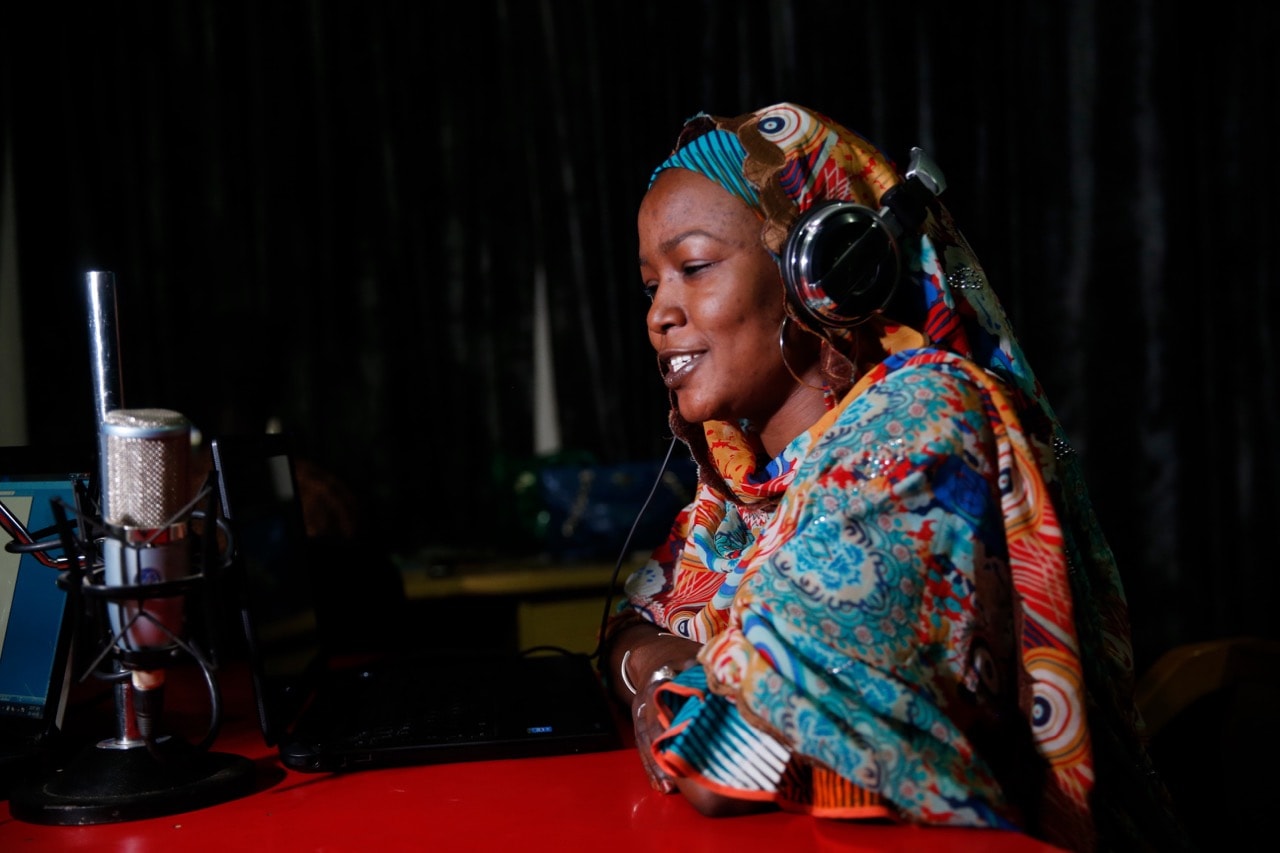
left=0, top=664, right=1064, bottom=852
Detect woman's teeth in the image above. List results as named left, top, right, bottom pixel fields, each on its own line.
left=669, top=354, right=694, bottom=373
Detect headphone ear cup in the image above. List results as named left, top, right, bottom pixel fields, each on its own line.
left=780, top=201, right=901, bottom=329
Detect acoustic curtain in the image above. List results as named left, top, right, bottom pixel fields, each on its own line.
left=2, top=0, right=1276, bottom=669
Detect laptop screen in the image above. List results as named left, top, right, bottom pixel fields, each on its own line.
left=0, top=448, right=91, bottom=733
left=211, top=432, right=322, bottom=745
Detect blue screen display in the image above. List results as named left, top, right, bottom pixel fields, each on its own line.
left=0, top=474, right=82, bottom=719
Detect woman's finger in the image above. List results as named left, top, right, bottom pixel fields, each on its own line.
left=632, top=684, right=675, bottom=793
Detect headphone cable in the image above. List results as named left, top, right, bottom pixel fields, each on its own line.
left=583, top=434, right=680, bottom=665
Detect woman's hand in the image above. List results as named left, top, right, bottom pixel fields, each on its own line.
left=631, top=657, right=778, bottom=817
left=629, top=654, right=698, bottom=793
left=631, top=668, right=679, bottom=793
left=602, top=619, right=702, bottom=791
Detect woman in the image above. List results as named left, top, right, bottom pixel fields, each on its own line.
left=603, top=103, right=1181, bottom=851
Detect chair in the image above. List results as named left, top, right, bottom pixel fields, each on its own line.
left=1134, top=636, right=1280, bottom=850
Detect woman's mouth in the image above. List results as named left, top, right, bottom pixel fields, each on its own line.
left=663, top=353, right=700, bottom=387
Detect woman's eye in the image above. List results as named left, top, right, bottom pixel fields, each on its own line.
left=683, top=262, right=711, bottom=277
left=642, top=283, right=658, bottom=302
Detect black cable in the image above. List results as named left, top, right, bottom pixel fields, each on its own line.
left=584, top=434, right=680, bottom=664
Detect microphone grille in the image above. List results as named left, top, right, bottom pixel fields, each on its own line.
left=101, top=408, right=192, bottom=528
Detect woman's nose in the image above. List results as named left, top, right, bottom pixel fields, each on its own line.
left=646, top=282, right=684, bottom=335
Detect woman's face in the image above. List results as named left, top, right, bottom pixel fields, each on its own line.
left=638, top=168, right=812, bottom=431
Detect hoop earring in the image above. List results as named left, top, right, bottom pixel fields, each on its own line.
left=778, top=315, right=825, bottom=392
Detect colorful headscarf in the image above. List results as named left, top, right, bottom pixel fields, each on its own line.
left=622, top=103, right=1175, bottom=851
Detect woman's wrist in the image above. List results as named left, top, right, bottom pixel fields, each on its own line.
left=619, top=632, right=677, bottom=694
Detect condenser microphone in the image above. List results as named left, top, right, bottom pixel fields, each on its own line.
left=100, top=408, right=194, bottom=698
left=4, top=274, right=257, bottom=826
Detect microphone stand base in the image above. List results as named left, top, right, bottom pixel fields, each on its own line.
left=8, top=737, right=256, bottom=826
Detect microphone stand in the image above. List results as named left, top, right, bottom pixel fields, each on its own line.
left=8, top=478, right=256, bottom=826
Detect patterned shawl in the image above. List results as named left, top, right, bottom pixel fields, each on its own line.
left=620, top=103, right=1175, bottom=851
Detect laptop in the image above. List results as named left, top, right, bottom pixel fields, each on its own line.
left=0, top=444, right=93, bottom=793
left=209, top=432, right=621, bottom=773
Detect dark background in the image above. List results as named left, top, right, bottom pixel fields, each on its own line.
left=2, top=0, right=1276, bottom=673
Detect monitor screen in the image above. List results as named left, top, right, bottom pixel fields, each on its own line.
left=0, top=461, right=88, bottom=724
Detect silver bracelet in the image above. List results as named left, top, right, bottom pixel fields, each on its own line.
left=620, top=649, right=638, bottom=695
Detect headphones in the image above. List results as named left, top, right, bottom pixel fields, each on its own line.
left=780, top=147, right=947, bottom=329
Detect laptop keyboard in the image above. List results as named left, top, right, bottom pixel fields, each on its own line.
left=314, top=666, right=502, bottom=747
